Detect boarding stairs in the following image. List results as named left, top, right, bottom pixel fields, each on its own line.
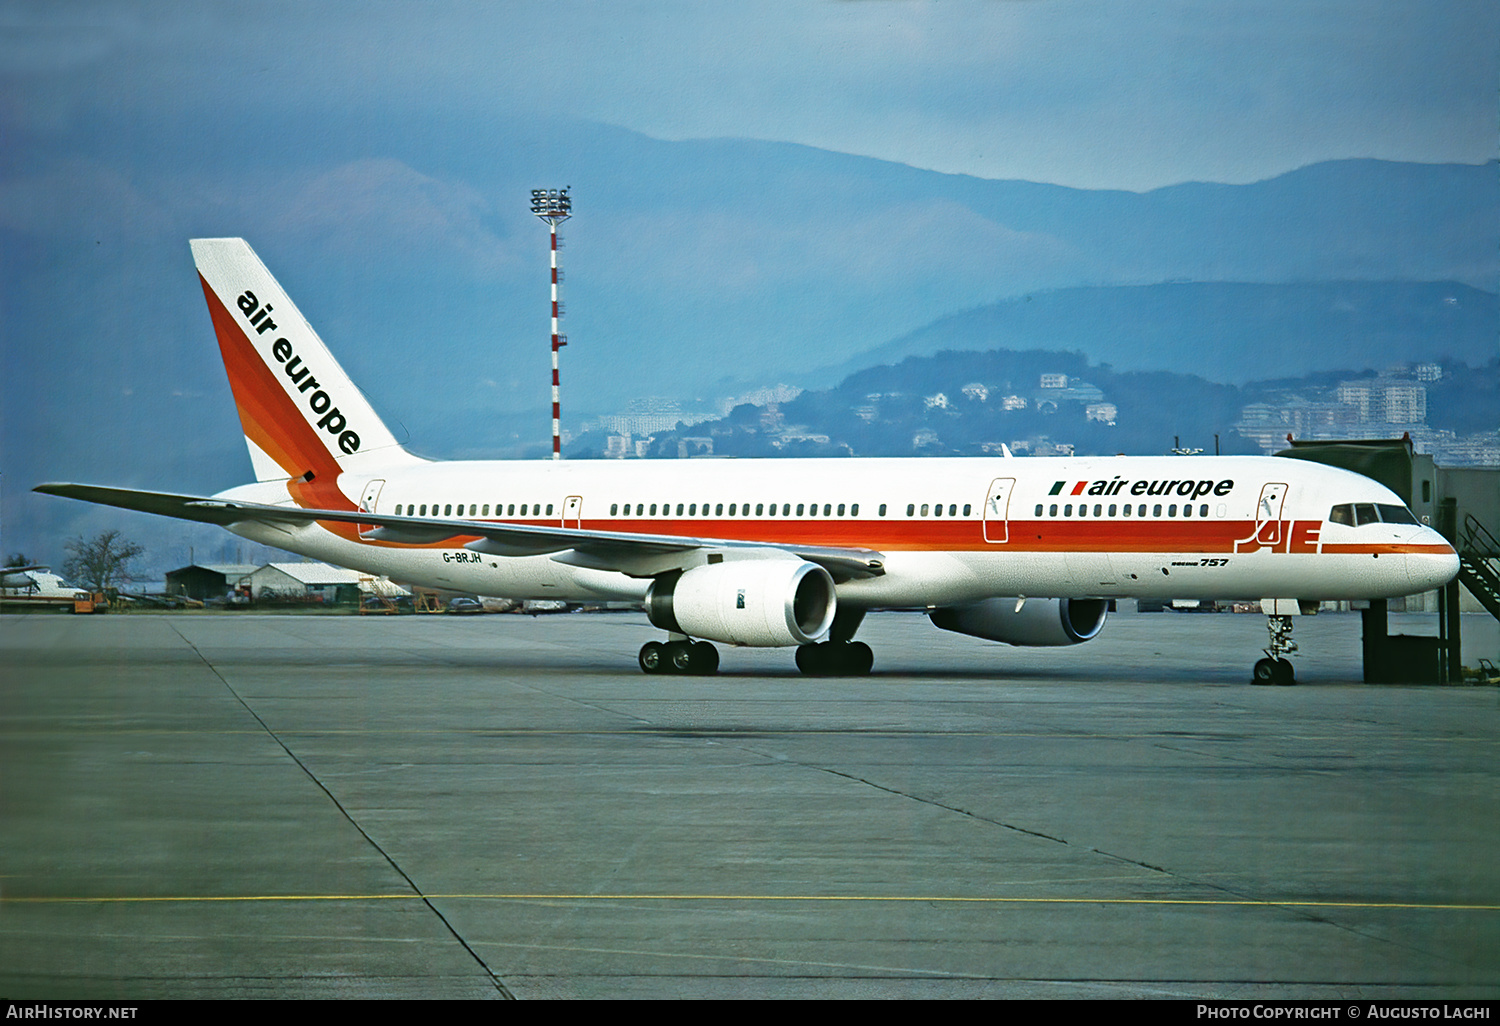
left=1458, top=513, right=1500, bottom=622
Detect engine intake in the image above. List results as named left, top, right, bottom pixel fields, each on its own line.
left=647, top=560, right=836, bottom=647
left=929, top=597, right=1108, bottom=647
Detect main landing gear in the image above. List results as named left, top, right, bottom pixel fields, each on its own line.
left=639, top=638, right=720, bottom=675
left=796, top=606, right=873, bottom=677
left=795, top=640, right=874, bottom=676
left=1252, top=614, right=1298, bottom=686
left=637, top=608, right=876, bottom=677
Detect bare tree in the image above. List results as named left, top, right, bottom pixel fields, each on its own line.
left=4, top=553, right=34, bottom=568
left=62, top=531, right=144, bottom=591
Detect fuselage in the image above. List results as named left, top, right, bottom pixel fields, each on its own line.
left=218, top=452, right=1459, bottom=608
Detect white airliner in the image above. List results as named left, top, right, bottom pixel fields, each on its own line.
left=38, top=239, right=1459, bottom=684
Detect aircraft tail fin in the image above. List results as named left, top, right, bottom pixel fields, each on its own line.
left=190, top=238, right=422, bottom=485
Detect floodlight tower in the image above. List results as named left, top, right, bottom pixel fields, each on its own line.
left=530, top=187, right=572, bottom=460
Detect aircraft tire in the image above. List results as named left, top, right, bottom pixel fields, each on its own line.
left=1252, top=658, right=1278, bottom=685
left=691, top=641, right=719, bottom=675
left=1274, top=658, right=1296, bottom=686
left=848, top=641, right=874, bottom=676
left=666, top=640, right=695, bottom=674
left=639, top=641, right=665, bottom=674
left=795, top=643, right=823, bottom=675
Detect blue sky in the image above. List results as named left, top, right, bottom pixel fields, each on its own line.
left=2, top=0, right=1496, bottom=570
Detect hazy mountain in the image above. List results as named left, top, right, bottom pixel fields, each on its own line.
left=812, top=281, right=1498, bottom=388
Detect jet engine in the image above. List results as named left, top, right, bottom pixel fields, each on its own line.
left=646, top=560, right=837, bottom=647
left=929, top=597, right=1108, bottom=646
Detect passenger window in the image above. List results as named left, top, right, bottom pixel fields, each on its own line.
left=948, top=504, right=957, bottom=517
left=879, top=504, right=887, bottom=517
left=1122, top=504, right=1131, bottom=517
left=1108, top=504, right=1117, bottom=516
left=823, top=504, right=831, bottom=516
left=1169, top=504, right=1178, bottom=516
left=547, top=504, right=554, bottom=516
left=905, top=504, right=914, bottom=517
left=521, top=504, right=529, bottom=516
left=649, top=504, right=657, bottom=515
left=809, top=504, right=817, bottom=517
left=1199, top=504, right=1208, bottom=517
left=920, top=504, right=930, bottom=516
left=799, top=504, right=807, bottom=516
left=1184, top=504, right=1193, bottom=517
left=1092, top=504, right=1101, bottom=517
left=716, top=503, right=724, bottom=516
left=963, top=504, right=971, bottom=517
left=1152, top=504, right=1162, bottom=517
left=851, top=504, right=860, bottom=516
left=1078, top=504, right=1086, bottom=517
left=934, top=504, right=943, bottom=517
left=1035, top=504, right=1044, bottom=517
left=837, top=504, right=845, bottom=516
left=1049, top=504, right=1058, bottom=516
left=1064, top=504, right=1072, bottom=516
left=729, top=504, right=737, bottom=516
left=676, top=503, right=684, bottom=516
left=419, top=504, right=427, bottom=516
left=482, top=504, right=490, bottom=516
left=782, top=504, right=791, bottom=516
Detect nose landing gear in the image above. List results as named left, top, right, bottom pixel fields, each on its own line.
left=1253, top=614, right=1297, bottom=685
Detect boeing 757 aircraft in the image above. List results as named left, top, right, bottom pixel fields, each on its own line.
left=37, top=239, right=1459, bottom=683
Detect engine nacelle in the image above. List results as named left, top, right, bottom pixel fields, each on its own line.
left=929, top=597, right=1108, bottom=647
left=646, top=560, right=836, bottom=647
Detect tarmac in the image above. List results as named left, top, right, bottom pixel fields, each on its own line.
left=1, top=608, right=1497, bottom=999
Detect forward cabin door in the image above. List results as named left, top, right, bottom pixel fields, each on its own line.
left=358, top=479, right=386, bottom=540
left=563, top=495, right=583, bottom=530
left=1255, top=482, right=1288, bottom=546
left=983, top=478, right=1016, bottom=543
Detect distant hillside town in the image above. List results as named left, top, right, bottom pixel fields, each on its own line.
left=570, top=350, right=1499, bottom=466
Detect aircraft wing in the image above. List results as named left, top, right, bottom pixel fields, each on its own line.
left=34, top=483, right=886, bottom=582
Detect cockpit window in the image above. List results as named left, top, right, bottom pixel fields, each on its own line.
left=1328, top=502, right=1420, bottom=527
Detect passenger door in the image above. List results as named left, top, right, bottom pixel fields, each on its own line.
left=358, top=479, right=385, bottom=539
left=983, top=478, right=1016, bottom=543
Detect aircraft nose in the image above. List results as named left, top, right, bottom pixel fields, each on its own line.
left=1406, top=530, right=1460, bottom=593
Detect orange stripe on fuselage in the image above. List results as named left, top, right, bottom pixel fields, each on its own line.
left=353, top=515, right=1447, bottom=558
